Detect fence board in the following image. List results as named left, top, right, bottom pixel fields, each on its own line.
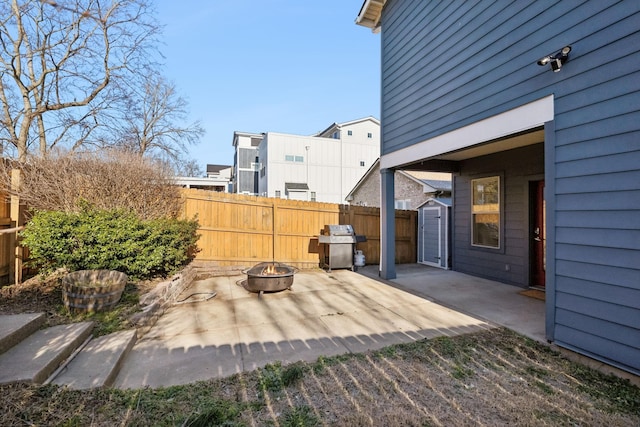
left=182, top=189, right=417, bottom=269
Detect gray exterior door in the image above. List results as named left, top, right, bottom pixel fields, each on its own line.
left=420, top=206, right=443, bottom=268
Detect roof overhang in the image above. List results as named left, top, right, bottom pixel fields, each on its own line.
left=285, top=182, right=309, bottom=191
left=356, top=0, right=386, bottom=32
left=381, top=95, right=554, bottom=171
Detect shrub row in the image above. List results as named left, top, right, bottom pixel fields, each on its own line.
left=21, top=207, right=200, bottom=280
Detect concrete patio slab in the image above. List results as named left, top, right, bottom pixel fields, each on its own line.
left=115, top=328, right=243, bottom=389
left=357, top=264, right=546, bottom=342
left=319, top=308, right=425, bottom=353
left=385, top=301, right=491, bottom=338
left=143, top=299, right=236, bottom=340
left=114, top=264, right=547, bottom=389
left=238, top=317, right=346, bottom=371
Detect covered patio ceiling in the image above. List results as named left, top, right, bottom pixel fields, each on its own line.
left=400, top=128, right=545, bottom=172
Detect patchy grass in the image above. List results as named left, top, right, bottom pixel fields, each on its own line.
left=1, top=328, right=638, bottom=426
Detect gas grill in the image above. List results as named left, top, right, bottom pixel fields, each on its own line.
left=318, top=224, right=366, bottom=271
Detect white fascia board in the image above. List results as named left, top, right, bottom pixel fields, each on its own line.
left=380, top=95, right=554, bottom=170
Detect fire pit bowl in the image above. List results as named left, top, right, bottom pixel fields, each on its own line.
left=243, top=262, right=297, bottom=294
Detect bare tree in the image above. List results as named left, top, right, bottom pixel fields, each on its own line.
left=0, top=0, right=159, bottom=160
left=107, top=72, right=205, bottom=166
left=175, top=158, right=203, bottom=177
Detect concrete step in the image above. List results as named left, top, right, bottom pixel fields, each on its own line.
left=50, top=329, right=137, bottom=390
left=0, top=313, right=46, bottom=354
left=0, top=322, right=94, bottom=385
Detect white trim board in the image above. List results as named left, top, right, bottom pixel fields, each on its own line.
left=380, top=95, right=554, bottom=170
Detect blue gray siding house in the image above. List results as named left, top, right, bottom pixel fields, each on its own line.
left=357, top=0, right=640, bottom=376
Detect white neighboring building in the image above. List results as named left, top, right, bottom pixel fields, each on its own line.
left=174, top=164, right=232, bottom=192
left=255, top=117, right=380, bottom=203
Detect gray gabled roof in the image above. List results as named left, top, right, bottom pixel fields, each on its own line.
left=419, top=179, right=452, bottom=192
left=314, top=116, right=380, bottom=138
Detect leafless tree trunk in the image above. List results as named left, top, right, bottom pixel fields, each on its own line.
left=0, top=0, right=159, bottom=160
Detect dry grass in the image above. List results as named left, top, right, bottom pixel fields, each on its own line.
left=1, top=328, right=638, bottom=426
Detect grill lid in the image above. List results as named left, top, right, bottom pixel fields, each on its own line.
left=324, top=224, right=354, bottom=236
left=319, top=224, right=367, bottom=244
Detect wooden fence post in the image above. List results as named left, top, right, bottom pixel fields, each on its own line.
left=10, top=169, right=22, bottom=284
left=272, top=200, right=278, bottom=262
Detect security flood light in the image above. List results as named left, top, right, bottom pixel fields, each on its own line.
left=537, top=46, right=571, bottom=72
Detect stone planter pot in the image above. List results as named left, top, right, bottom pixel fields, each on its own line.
left=62, top=270, right=128, bottom=314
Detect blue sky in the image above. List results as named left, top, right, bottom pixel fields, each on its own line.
left=155, top=1, right=381, bottom=173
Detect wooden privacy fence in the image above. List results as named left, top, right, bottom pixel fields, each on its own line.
left=0, top=169, right=28, bottom=285
left=181, top=189, right=417, bottom=269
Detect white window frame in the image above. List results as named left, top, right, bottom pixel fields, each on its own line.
left=395, top=199, right=411, bottom=210
left=471, top=176, right=501, bottom=249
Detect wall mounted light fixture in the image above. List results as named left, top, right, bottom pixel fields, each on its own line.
left=537, top=46, right=571, bottom=72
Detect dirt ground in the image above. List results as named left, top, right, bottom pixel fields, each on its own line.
left=0, top=272, right=159, bottom=330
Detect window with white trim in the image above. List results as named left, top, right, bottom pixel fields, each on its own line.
left=395, top=199, right=411, bottom=210
left=285, top=154, right=304, bottom=162
left=471, top=176, right=500, bottom=248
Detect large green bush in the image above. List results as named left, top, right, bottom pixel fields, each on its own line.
left=20, top=208, right=200, bottom=280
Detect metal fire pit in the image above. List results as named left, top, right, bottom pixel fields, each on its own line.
left=243, top=262, right=297, bottom=296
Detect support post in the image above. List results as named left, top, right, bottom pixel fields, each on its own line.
left=380, top=168, right=396, bottom=279
left=10, top=169, right=22, bottom=284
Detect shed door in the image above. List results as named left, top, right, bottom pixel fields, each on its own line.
left=420, top=206, right=443, bottom=268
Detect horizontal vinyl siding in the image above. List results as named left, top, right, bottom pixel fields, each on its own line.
left=551, top=10, right=640, bottom=370
left=381, top=1, right=637, bottom=154
left=382, top=2, right=550, bottom=151
left=380, top=0, right=640, bottom=373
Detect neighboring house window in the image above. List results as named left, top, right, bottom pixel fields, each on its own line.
left=471, top=176, right=500, bottom=248
left=311, top=191, right=316, bottom=202
left=333, top=131, right=339, bottom=139
left=360, top=161, right=365, bottom=167
left=395, top=199, right=411, bottom=210
left=347, top=130, right=353, bottom=136
left=285, top=155, right=304, bottom=162
left=275, top=190, right=281, bottom=198
left=367, top=132, right=372, bottom=138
